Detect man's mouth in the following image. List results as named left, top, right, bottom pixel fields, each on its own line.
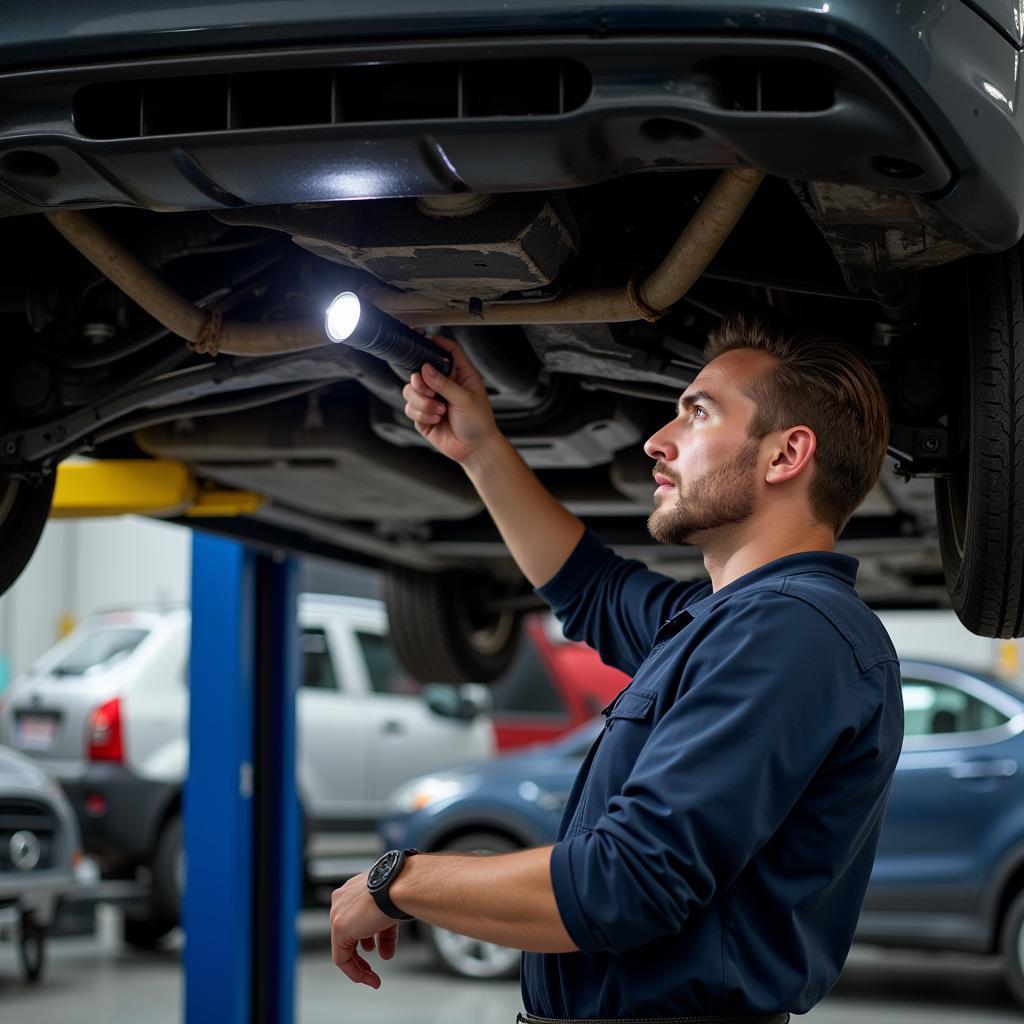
left=653, top=472, right=677, bottom=494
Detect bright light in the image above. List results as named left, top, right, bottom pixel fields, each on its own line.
left=325, top=292, right=363, bottom=343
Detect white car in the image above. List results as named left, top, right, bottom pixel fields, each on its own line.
left=0, top=595, right=495, bottom=946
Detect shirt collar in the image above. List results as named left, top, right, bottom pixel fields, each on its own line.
left=681, top=549, right=860, bottom=621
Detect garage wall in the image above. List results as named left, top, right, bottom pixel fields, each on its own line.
left=0, top=516, right=190, bottom=685
left=876, top=609, right=1023, bottom=686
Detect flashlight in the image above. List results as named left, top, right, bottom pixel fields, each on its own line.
left=324, top=292, right=453, bottom=378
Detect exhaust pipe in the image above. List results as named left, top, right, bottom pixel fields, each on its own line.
left=44, top=167, right=764, bottom=356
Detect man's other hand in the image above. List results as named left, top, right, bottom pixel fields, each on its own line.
left=330, top=873, right=401, bottom=988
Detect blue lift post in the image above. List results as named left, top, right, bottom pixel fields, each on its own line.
left=184, top=532, right=302, bottom=1024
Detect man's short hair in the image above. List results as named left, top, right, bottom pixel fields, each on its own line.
left=705, top=312, right=890, bottom=534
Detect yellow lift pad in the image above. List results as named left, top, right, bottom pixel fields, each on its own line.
left=52, top=460, right=262, bottom=519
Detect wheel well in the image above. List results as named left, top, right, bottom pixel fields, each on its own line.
left=150, top=790, right=182, bottom=858
left=429, top=822, right=529, bottom=852
left=993, top=859, right=1024, bottom=951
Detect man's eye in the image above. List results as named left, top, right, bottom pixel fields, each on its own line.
left=693, top=406, right=707, bottom=419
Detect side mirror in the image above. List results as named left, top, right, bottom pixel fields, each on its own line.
left=423, top=683, right=492, bottom=722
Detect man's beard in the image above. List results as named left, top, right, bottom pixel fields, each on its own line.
left=647, top=437, right=761, bottom=546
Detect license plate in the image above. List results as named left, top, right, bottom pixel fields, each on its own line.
left=17, top=714, right=59, bottom=751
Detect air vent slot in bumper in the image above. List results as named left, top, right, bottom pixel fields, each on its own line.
left=694, top=58, right=837, bottom=113
left=74, top=60, right=593, bottom=140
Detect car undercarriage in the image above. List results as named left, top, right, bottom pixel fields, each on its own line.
left=2, top=16, right=1023, bottom=677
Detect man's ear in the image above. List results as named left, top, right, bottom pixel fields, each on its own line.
left=765, top=426, right=816, bottom=486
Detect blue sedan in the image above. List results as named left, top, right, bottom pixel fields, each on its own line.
left=381, top=659, right=1024, bottom=998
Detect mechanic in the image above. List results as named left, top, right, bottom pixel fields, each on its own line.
left=330, top=312, right=904, bottom=1023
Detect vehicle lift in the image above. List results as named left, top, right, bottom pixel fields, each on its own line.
left=52, top=461, right=304, bottom=1024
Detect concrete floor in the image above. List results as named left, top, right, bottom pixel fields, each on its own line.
left=0, top=908, right=1018, bottom=1024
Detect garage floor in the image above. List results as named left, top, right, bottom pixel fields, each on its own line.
left=0, top=908, right=1017, bottom=1024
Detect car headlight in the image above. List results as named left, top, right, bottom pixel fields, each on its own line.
left=388, top=775, right=479, bottom=813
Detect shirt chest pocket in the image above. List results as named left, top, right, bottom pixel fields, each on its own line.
left=564, top=689, right=657, bottom=839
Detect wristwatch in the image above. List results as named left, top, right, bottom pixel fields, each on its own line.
left=367, top=848, right=419, bottom=920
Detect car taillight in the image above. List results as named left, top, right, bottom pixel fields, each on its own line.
left=87, top=698, right=124, bottom=762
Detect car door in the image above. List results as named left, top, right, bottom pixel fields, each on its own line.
left=295, top=621, right=370, bottom=820
left=865, top=661, right=1024, bottom=928
left=342, top=620, right=491, bottom=807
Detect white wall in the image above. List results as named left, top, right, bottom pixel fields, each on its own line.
left=0, top=516, right=190, bottom=683
left=876, top=609, right=1022, bottom=684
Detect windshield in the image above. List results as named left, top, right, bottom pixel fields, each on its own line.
left=45, top=627, right=149, bottom=677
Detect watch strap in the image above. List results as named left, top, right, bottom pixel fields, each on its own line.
left=371, top=884, right=413, bottom=921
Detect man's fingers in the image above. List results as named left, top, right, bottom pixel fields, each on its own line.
left=377, top=925, right=399, bottom=961
left=430, top=334, right=459, bottom=353
left=333, top=938, right=382, bottom=989
left=405, top=402, right=442, bottom=427
left=360, top=935, right=376, bottom=953
left=402, top=385, right=445, bottom=417
left=422, top=361, right=469, bottom=400
left=407, top=372, right=437, bottom=399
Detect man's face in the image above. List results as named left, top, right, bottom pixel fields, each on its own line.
left=644, top=348, right=772, bottom=546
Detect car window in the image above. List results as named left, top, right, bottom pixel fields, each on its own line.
left=488, top=634, right=564, bottom=715
left=356, top=631, right=421, bottom=696
left=300, top=628, right=338, bottom=690
left=46, top=627, right=148, bottom=677
left=902, top=677, right=1010, bottom=737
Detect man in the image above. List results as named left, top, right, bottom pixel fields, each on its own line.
left=330, top=313, right=904, bottom=1023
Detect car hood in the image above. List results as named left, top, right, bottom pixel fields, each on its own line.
left=0, top=742, right=50, bottom=790
left=453, top=748, right=583, bottom=787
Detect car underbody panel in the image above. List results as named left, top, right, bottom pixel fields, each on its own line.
left=0, top=3, right=1020, bottom=613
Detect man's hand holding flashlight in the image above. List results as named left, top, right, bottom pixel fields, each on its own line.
left=403, top=336, right=501, bottom=465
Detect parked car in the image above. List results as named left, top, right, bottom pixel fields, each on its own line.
left=2, top=2, right=1024, bottom=684
left=380, top=659, right=1024, bottom=1001
left=0, top=595, right=495, bottom=947
left=489, top=613, right=627, bottom=751
left=0, top=742, right=82, bottom=982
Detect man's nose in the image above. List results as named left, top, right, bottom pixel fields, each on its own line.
left=644, top=427, right=677, bottom=462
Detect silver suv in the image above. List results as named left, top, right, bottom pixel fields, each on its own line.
left=0, top=595, right=495, bottom=946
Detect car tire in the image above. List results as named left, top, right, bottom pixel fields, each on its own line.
left=1001, top=888, right=1024, bottom=1006
left=384, top=566, right=522, bottom=683
left=122, top=914, right=175, bottom=950
left=935, top=250, right=1024, bottom=637
left=422, top=833, right=523, bottom=980
left=18, top=910, right=45, bottom=982
left=0, top=473, right=55, bottom=598
left=150, top=813, right=183, bottom=924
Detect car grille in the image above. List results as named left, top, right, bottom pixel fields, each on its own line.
left=72, top=59, right=593, bottom=140
left=0, top=799, right=57, bottom=872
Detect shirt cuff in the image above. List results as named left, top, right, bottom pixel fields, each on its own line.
left=535, top=529, right=610, bottom=609
left=550, top=836, right=603, bottom=954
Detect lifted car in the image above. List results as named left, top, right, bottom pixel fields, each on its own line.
left=2, top=2, right=1024, bottom=679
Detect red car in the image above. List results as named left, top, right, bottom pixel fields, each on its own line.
left=488, top=613, right=628, bottom=751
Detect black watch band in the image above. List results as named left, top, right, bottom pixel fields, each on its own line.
left=367, top=848, right=418, bottom=921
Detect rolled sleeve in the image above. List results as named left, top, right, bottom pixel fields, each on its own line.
left=549, top=594, right=860, bottom=954
left=550, top=834, right=604, bottom=953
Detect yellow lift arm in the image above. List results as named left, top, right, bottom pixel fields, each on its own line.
left=51, top=460, right=262, bottom=519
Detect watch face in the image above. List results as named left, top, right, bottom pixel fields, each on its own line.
left=368, top=850, right=400, bottom=890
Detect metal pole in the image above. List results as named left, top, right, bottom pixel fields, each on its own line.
left=183, top=535, right=300, bottom=1024
left=252, top=554, right=301, bottom=1024
left=184, top=533, right=255, bottom=1024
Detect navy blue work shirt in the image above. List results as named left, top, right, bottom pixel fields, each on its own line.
left=522, top=530, right=904, bottom=1018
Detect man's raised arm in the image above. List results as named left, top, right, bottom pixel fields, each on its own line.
left=403, top=336, right=584, bottom=588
